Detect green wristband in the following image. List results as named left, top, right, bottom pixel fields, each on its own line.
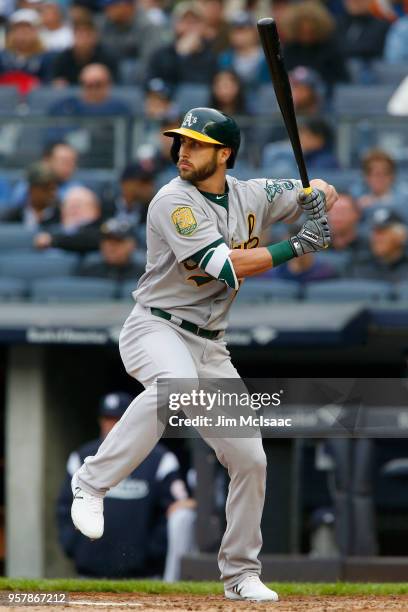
left=267, top=240, right=296, bottom=267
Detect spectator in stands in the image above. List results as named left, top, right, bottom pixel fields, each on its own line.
left=34, top=185, right=101, bottom=253
left=198, top=0, right=230, bottom=53
left=298, top=118, right=338, bottom=170
left=138, top=113, right=180, bottom=176
left=358, top=149, right=400, bottom=209
left=103, top=162, right=155, bottom=243
left=57, top=391, right=195, bottom=579
left=49, top=63, right=131, bottom=116
left=280, top=1, right=349, bottom=93
left=262, top=118, right=338, bottom=172
left=289, top=66, right=324, bottom=116
left=268, top=251, right=337, bottom=282
left=218, top=11, right=268, bottom=88
left=0, top=161, right=60, bottom=228
left=265, top=222, right=337, bottom=282
left=159, top=115, right=181, bottom=168
left=384, top=15, right=408, bottom=62
left=39, top=2, right=73, bottom=52
left=0, top=9, right=54, bottom=92
left=329, top=191, right=363, bottom=253
left=258, top=65, right=324, bottom=147
left=146, top=1, right=218, bottom=88
left=139, top=79, right=177, bottom=151
left=210, top=69, right=248, bottom=115
left=51, top=18, right=118, bottom=85
left=144, top=78, right=174, bottom=121
left=78, top=218, right=145, bottom=281
left=350, top=208, right=408, bottom=282
left=100, top=0, right=170, bottom=75
left=11, top=142, right=79, bottom=208
left=48, top=142, right=80, bottom=195
left=336, top=0, right=390, bottom=62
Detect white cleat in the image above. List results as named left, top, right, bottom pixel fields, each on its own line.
left=71, top=472, right=104, bottom=540
left=225, top=576, right=279, bottom=602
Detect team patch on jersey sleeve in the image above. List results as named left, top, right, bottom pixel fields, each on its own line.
left=171, top=206, right=198, bottom=236
left=264, top=179, right=295, bottom=203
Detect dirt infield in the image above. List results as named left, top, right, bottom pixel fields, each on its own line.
left=5, top=592, right=408, bottom=611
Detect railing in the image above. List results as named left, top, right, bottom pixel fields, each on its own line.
left=0, top=113, right=406, bottom=173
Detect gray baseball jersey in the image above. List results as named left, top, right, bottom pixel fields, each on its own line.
left=134, top=175, right=303, bottom=330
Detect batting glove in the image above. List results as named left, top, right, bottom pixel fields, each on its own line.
left=290, top=217, right=331, bottom=256
left=297, top=188, right=327, bottom=219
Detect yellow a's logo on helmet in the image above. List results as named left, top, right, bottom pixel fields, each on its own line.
left=171, top=206, right=198, bottom=236
left=182, top=113, right=198, bottom=128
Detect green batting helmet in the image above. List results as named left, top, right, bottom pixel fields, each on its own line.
left=163, top=107, right=241, bottom=169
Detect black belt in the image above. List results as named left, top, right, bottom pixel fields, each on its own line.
left=150, top=308, right=222, bottom=340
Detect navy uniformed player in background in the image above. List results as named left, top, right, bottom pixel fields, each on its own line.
left=57, top=392, right=195, bottom=580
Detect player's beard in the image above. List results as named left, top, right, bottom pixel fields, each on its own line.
left=178, top=151, right=218, bottom=184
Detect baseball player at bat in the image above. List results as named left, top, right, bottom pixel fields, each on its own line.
left=71, top=108, right=338, bottom=602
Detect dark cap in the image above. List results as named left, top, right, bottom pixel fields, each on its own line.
left=372, top=208, right=405, bottom=229
left=26, top=161, right=57, bottom=186
left=120, top=161, right=155, bottom=182
left=289, top=66, right=323, bottom=91
left=100, top=218, right=135, bottom=240
left=229, top=11, right=255, bottom=27
left=146, top=78, right=172, bottom=100
left=99, top=392, right=132, bottom=418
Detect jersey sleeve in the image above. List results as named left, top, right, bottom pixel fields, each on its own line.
left=149, top=193, right=224, bottom=263
left=246, top=178, right=303, bottom=228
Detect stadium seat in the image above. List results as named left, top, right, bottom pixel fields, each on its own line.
left=120, top=279, right=138, bottom=301
left=27, top=87, right=81, bottom=114
left=0, top=86, right=21, bottom=115
left=75, top=169, right=116, bottom=194
left=261, top=142, right=297, bottom=176
left=228, top=162, right=258, bottom=181
left=28, top=86, right=144, bottom=116
left=314, top=251, right=353, bottom=276
left=235, top=279, right=299, bottom=304
left=371, top=61, right=408, bottom=86
left=304, top=279, right=393, bottom=302
left=0, top=224, right=35, bottom=250
left=111, top=86, right=144, bottom=115
left=317, top=169, right=363, bottom=194
left=133, top=250, right=147, bottom=268
left=82, top=250, right=146, bottom=269
left=251, top=84, right=279, bottom=116
left=332, top=84, right=395, bottom=116
left=31, top=276, right=117, bottom=302
left=174, top=84, right=210, bottom=113
left=393, top=282, right=408, bottom=301
left=0, top=277, right=27, bottom=300
left=0, top=251, right=78, bottom=280
left=156, top=167, right=178, bottom=189
left=119, top=58, right=144, bottom=86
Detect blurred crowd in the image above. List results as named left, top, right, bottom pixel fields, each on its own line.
left=0, top=0, right=405, bottom=92
left=0, top=0, right=407, bottom=295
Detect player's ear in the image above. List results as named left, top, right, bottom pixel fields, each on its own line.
left=218, top=147, right=232, bottom=165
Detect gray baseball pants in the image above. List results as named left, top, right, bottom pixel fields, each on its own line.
left=76, top=303, right=267, bottom=588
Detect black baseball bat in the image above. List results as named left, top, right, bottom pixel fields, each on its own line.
left=257, top=17, right=312, bottom=195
